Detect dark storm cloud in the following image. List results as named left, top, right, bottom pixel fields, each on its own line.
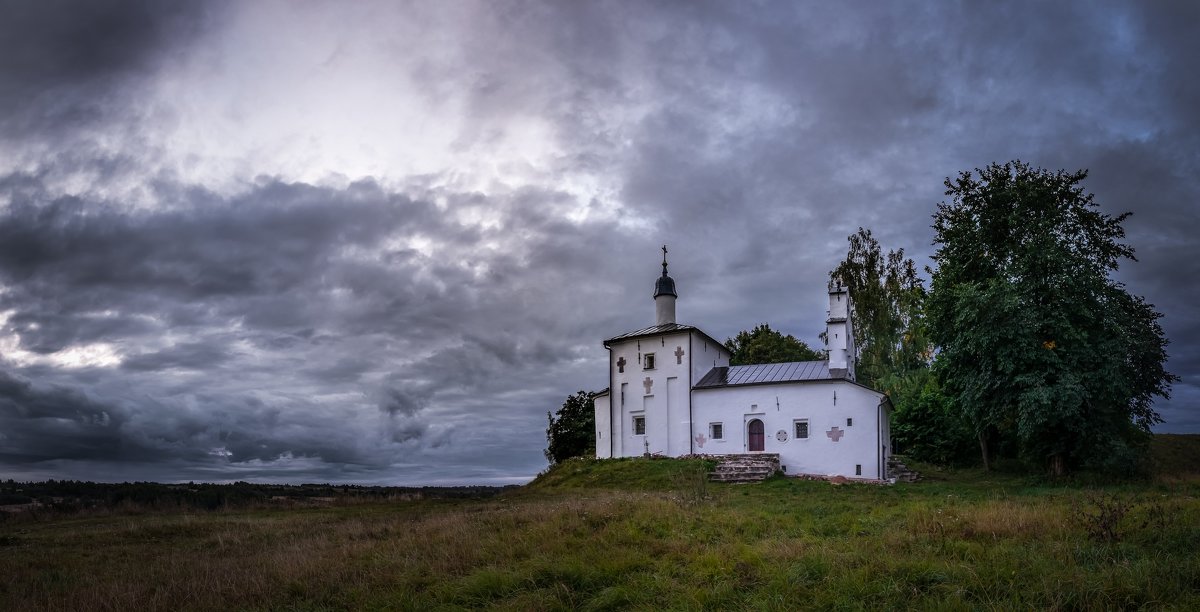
left=0, top=176, right=438, bottom=336
left=0, top=0, right=224, bottom=142
left=381, top=387, right=428, bottom=418
left=0, top=1, right=1196, bottom=483
left=0, top=168, right=652, bottom=482
left=0, top=364, right=387, bottom=469
left=0, top=369, right=165, bottom=463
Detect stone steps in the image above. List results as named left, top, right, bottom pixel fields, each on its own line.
left=887, top=455, right=920, bottom=483
left=707, top=454, right=781, bottom=483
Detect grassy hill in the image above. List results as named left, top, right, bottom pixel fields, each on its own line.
left=2, top=438, right=1199, bottom=610
left=1149, top=433, right=1200, bottom=478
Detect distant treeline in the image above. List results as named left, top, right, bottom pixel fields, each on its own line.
left=0, top=479, right=516, bottom=518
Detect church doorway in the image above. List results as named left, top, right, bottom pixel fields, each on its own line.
left=747, top=419, right=765, bottom=452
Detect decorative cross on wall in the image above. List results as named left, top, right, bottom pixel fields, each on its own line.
left=826, top=426, right=845, bottom=442
left=617, top=356, right=626, bottom=373
left=694, top=433, right=707, bottom=448
left=643, top=377, right=653, bottom=394
left=674, top=346, right=685, bottom=364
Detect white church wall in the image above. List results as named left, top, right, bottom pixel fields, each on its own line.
left=691, top=382, right=887, bottom=479
left=607, top=331, right=692, bottom=457
left=640, top=393, right=661, bottom=455
left=593, top=393, right=612, bottom=459
left=666, top=375, right=688, bottom=455
left=689, top=331, right=729, bottom=384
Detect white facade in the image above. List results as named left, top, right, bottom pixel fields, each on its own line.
left=593, top=261, right=892, bottom=479
left=690, top=380, right=890, bottom=479
left=594, top=329, right=731, bottom=459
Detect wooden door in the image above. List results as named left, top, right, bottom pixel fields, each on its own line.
left=748, top=419, right=765, bottom=452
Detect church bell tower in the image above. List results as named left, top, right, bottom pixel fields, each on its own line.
left=826, top=279, right=856, bottom=380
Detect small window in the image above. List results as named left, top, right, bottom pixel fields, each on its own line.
left=633, top=415, right=646, bottom=435
left=710, top=423, right=723, bottom=440
left=644, top=353, right=656, bottom=370
left=794, top=420, right=809, bottom=439
left=846, top=417, right=853, bottom=427
left=855, top=464, right=862, bottom=476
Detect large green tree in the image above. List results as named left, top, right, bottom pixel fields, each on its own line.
left=724, top=324, right=821, bottom=365
left=928, top=161, right=1176, bottom=474
left=828, top=227, right=930, bottom=387
left=828, top=229, right=973, bottom=464
left=884, top=368, right=976, bottom=465
left=545, top=390, right=596, bottom=465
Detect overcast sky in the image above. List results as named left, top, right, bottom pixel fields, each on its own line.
left=1, top=1, right=1197, bottom=485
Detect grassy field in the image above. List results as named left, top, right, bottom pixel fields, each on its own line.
left=3, top=438, right=1199, bottom=611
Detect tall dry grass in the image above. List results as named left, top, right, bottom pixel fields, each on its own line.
left=3, top=463, right=1199, bottom=610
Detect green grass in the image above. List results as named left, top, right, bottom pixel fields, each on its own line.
left=3, top=438, right=1199, bottom=610
left=525, top=455, right=716, bottom=491
left=1150, top=433, right=1200, bottom=478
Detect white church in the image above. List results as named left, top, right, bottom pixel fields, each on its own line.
left=593, top=250, right=893, bottom=480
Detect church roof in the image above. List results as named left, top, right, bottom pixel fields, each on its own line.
left=694, top=360, right=831, bottom=388
left=603, top=323, right=726, bottom=351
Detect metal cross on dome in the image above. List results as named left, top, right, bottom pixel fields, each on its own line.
left=826, top=426, right=845, bottom=442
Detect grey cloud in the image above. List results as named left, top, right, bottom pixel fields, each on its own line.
left=0, top=369, right=163, bottom=464
left=121, top=342, right=233, bottom=373
left=381, top=386, right=431, bottom=418
left=0, top=362, right=392, bottom=472
left=0, top=0, right=225, bottom=142
left=0, top=0, right=1196, bottom=482
left=0, top=169, right=649, bottom=482
left=389, top=417, right=429, bottom=444
left=0, top=177, right=440, bottom=336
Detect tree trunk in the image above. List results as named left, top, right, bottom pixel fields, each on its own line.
left=1049, top=454, right=1066, bottom=477
left=978, top=431, right=991, bottom=472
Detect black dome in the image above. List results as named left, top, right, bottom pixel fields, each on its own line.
left=654, top=274, right=677, bottom=298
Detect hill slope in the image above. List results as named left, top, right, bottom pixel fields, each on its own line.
left=2, top=441, right=1199, bottom=610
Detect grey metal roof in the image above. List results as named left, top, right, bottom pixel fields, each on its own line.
left=603, top=322, right=729, bottom=354
left=694, top=360, right=832, bottom=388
left=604, top=323, right=697, bottom=344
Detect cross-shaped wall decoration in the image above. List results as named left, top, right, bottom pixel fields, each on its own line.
left=674, top=346, right=685, bottom=364
left=643, top=377, right=653, bottom=394
left=616, top=356, right=626, bottom=373
left=694, top=433, right=707, bottom=448
left=826, top=426, right=845, bottom=442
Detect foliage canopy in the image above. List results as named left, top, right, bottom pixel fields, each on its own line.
left=828, top=228, right=975, bottom=464
left=545, top=390, right=596, bottom=465
left=828, top=227, right=930, bottom=387
left=927, top=161, right=1176, bottom=474
left=724, top=323, right=821, bottom=366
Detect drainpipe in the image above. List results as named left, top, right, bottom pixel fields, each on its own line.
left=688, top=333, right=694, bottom=454
left=606, top=344, right=614, bottom=458
left=876, top=398, right=884, bottom=479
